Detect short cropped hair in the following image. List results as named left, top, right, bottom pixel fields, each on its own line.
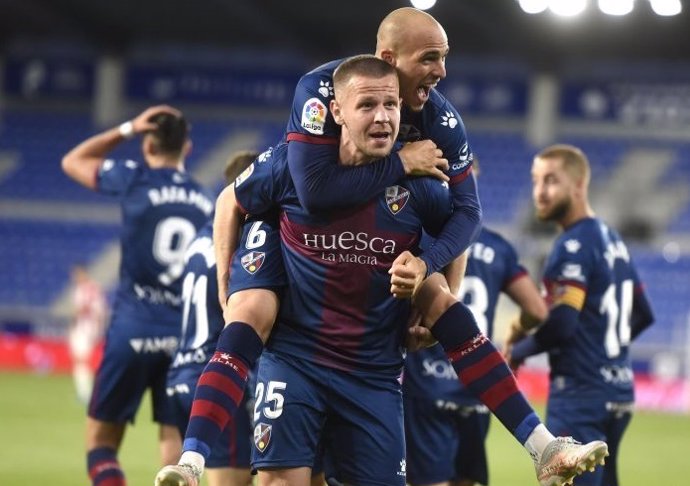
left=333, top=54, right=398, bottom=93
left=224, top=150, right=259, bottom=185
left=146, top=113, right=189, bottom=155
left=536, top=144, right=591, bottom=185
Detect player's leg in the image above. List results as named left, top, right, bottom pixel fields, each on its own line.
left=416, top=273, right=608, bottom=486
left=86, top=418, right=127, bottom=486
left=253, top=352, right=325, bottom=486
left=404, top=395, right=457, bottom=486
left=325, top=369, right=406, bottom=486
left=156, top=218, right=284, bottom=486
left=451, top=406, right=490, bottom=486
left=87, top=322, right=163, bottom=486
left=600, top=402, right=632, bottom=486
left=69, top=328, right=95, bottom=404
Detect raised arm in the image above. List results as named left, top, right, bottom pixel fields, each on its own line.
left=62, top=105, right=179, bottom=189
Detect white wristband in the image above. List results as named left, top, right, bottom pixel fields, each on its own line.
left=118, top=121, right=135, bottom=139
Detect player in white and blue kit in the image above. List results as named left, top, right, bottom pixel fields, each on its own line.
left=62, top=105, right=214, bottom=486
left=510, top=145, right=655, bottom=486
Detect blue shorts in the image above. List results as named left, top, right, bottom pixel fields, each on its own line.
left=89, top=318, right=177, bottom=424
left=251, top=352, right=406, bottom=486
left=404, top=397, right=490, bottom=485
left=547, top=398, right=632, bottom=486
left=229, top=215, right=286, bottom=295
left=168, top=373, right=254, bottom=469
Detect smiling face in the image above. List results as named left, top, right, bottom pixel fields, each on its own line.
left=331, top=70, right=401, bottom=165
left=392, top=24, right=448, bottom=112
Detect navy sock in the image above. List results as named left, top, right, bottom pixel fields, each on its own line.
left=184, top=322, right=263, bottom=458
left=87, top=446, right=125, bottom=486
left=431, top=302, right=541, bottom=443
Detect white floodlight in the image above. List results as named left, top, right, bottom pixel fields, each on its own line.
left=649, top=0, right=682, bottom=16
left=518, top=0, right=550, bottom=14
left=549, top=0, right=588, bottom=16
left=599, top=0, right=635, bottom=15
left=410, top=0, right=437, bottom=10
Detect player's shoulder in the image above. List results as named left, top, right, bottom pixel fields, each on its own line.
left=478, top=226, right=513, bottom=250
left=297, top=59, right=341, bottom=91
left=554, top=217, right=606, bottom=259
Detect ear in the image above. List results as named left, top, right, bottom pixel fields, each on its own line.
left=183, top=139, right=193, bottom=157
left=330, top=99, right=345, bottom=126
left=380, top=50, right=396, bottom=67
left=142, top=136, right=155, bottom=156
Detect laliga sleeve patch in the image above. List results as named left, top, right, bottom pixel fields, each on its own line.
left=234, top=163, right=255, bottom=187
left=301, top=97, right=328, bottom=135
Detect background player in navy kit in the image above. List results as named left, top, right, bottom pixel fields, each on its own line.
left=62, top=105, right=214, bottom=486
left=507, top=145, right=655, bottom=486
left=403, top=158, right=549, bottom=486
left=165, top=151, right=259, bottom=486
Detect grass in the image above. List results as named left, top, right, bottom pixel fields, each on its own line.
left=1, top=370, right=688, bottom=485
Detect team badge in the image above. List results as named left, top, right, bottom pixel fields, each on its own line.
left=254, top=423, right=272, bottom=452
left=385, top=186, right=410, bottom=215
left=241, top=251, right=265, bottom=274
left=301, top=97, right=327, bottom=135
left=564, top=239, right=581, bottom=253
left=234, top=163, right=254, bottom=187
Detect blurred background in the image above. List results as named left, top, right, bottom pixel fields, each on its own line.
left=1, top=0, right=689, bottom=415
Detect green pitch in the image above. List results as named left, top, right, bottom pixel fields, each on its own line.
left=1, top=371, right=688, bottom=485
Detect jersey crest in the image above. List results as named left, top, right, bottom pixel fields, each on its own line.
left=385, top=185, right=410, bottom=215
left=241, top=251, right=265, bottom=274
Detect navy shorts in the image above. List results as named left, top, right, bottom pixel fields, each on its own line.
left=229, top=215, right=286, bottom=295
left=89, top=318, right=177, bottom=424
left=547, top=398, right=632, bottom=486
left=168, top=372, right=254, bottom=469
left=404, top=397, right=490, bottom=485
left=251, top=351, right=406, bottom=486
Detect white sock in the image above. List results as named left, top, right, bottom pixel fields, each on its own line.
left=524, top=424, right=556, bottom=462
left=179, top=451, right=205, bottom=473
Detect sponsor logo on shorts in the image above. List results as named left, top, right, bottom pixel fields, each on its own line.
left=241, top=251, right=265, bottom=274
left=385, top=185, right=409, bottom=215
left=301, top=97, right=327, bottom=135
left=254, top=423, right=272, bottom=452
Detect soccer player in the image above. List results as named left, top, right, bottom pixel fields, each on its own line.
left=62, top=105, right=215, bottom=486
left=508, top=144, right=655, bottom=486
left=157, top=9, right=610, bottom=486
left=165, top=151, right=260, bottom=486
left=403, top=158, right=549, bottom=486
left=68, top=264, right=108, bottom=405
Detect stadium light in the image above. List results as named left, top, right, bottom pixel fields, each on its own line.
left=649, top=0, right=682, bottom=15
left=410, top=0, right=437, bottom=10
left=518, top=0, right=550, bottom=14
left=599, top=0, right=635, bottom=15
left=549, top=0, right=588, bottom=16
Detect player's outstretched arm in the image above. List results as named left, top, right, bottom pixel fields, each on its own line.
left=61, top=105, right=180, bottom=189
left=287, top=139, right=447, bottom=212
left=213, top=184, right=244, bottom=312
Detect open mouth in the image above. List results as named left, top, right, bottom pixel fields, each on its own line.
left=369, top=131, right=391, bottom=141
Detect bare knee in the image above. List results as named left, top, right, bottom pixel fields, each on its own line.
left=415, top=273, right=458, bottom=326
left=86, top=417, right=126, bottom=451
left=225, top=289, right=280, bottom=342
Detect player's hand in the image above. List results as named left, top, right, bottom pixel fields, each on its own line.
left=389, top=251, right=427, bottom=299
left=501, top=316, right=527, bottom=361
left=130, top=105, right=182, bottom=135
left=398, top=140, right=449, bottom=182
left=405, top=309, right=438, bottom=351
